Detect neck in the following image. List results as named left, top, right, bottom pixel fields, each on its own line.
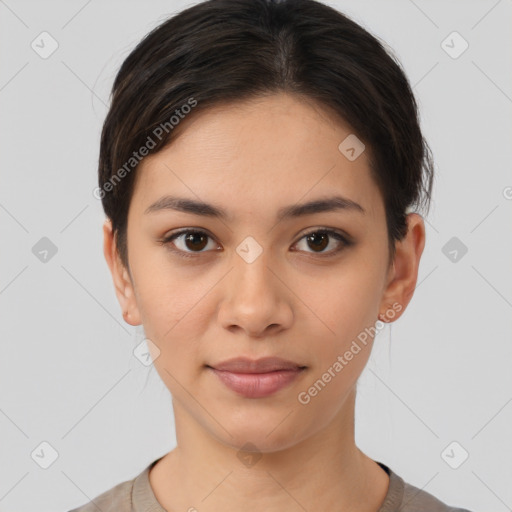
left=150, top=387, right=389, bottom=511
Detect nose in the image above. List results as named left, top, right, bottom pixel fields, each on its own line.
left=217, top=251, right=294, bottom=338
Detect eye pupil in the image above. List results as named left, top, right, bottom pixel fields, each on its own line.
left=307, top=232, right=328, bottom=252
left=185, top=232, right=208, bottom=251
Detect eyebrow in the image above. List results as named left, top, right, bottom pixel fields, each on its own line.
left=144, top=194, right=366, bottom=221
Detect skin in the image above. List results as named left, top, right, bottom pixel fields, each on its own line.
left=103, top=92, right=425, bottom=511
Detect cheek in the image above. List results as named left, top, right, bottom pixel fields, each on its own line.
left=131, top=253, right=210, bottom=335
left=130, top=270, right=214, bottom=381
left=302, top=262, right=384, bottom=341
left=298, top=262, right=384, bottom=389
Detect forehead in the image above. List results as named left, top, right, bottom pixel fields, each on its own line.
left=131, top=93, right=383, bottom=223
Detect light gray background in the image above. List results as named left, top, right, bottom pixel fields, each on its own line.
left=1, top=1, right=511, bottom=511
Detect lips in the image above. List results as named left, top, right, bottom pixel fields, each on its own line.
left=208, top=356, right=306, bottom=373
left=206, top=356, right=307, bottom=398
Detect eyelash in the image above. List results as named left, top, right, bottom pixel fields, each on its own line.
left=159, top=228, right=352, bottom=260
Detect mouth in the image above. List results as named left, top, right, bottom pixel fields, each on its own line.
left=207, top=356, right=307, bottom=373
left=206, top=356, right=307, bottom=398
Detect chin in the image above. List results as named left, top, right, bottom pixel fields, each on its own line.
left=210, top=416, right=309, bottom=455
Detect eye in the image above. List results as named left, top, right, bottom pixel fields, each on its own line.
left=159, top=227, right=352, bottom=259
left=293, top=228, right=351, bottom=256
left=160, top=229, right=219, bottom=259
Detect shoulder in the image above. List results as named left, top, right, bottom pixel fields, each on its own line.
left=402, top=479, right=474, bottom=511
left=67, top=476, right=134, bottom=512
left=399, top=473, right=474, bottom=512
left=378, top=461, right=475, bottom=512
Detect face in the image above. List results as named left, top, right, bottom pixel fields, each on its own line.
left=104, top=92, right=425, bottom=453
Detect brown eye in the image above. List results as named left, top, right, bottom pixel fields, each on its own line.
left=293, top=229, right=350, bottom=256
left=182, top=232, right=209, bottom=251
left=162, top=229, right=218, bottom=258
left=306, top=232, right=329, bottom=252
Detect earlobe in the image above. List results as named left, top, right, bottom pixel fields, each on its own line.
left=378, top=213, right=426, bottom=322
left=102, top=218, right=142, bottom=326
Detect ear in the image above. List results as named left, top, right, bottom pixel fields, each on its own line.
left=378, top=213, right=426, bottom=322
left=102, top=218, right=142, bottom=326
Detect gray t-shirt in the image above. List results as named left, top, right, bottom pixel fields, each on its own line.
left=68, top=458, right=474, bottom=512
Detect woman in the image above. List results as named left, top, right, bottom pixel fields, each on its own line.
left=70, top=0, right=474, bottom=510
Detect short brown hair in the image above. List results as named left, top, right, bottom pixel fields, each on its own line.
left=98, top=0, right=434, bottom=269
